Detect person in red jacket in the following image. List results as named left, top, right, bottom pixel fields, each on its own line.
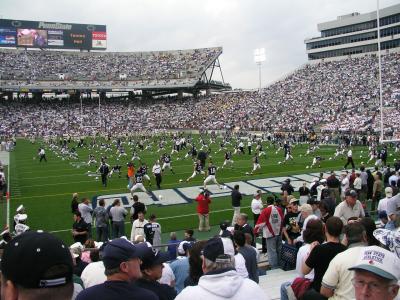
left=195, top=190, right=211, bottom=231
left=254, top=196, right=284, bottom=269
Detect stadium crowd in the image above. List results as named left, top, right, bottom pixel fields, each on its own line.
left=0, top=53, right=399, bottom=138
left=0, top=47, right=221, bottom=81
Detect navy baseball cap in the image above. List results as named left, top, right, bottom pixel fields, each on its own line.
left=140, top=245, right=170, bottom=270
left=102, top=238, right=148, bottom=269
left=1, top=231, right=73, bottom=288
left=203, top=237, right=235, bottom=262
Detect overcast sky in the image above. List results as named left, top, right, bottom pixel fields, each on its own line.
left=0, top=0, right=398, bottom=89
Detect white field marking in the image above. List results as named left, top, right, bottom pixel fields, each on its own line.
left=11, top=168, right=314, bottom=200
left=49, top=205, right=252, bottom=233
left=7, top=163, right=10, bottom=228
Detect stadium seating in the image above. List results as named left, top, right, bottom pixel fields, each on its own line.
left=0, top=52, right=399, bottom=137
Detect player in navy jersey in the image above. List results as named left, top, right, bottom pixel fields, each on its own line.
left=203, top=161, right=222, bottom=189
left=87, top=154, right=96, bottom=166
left=221, top=150, right=234, bottom=169
left=139, top=162, right=151, bottom=187
left=161, top=153, right=175, bottom=174
left=283, top=144, right=293, bottom=163
left=129, top=170, right=149, bottom=196
left=186, top=160, right=205, bottom=182
left=109, top=164, right=122, bottom=178
left=311, top=155, right=322, bottom=168
left=250, top=153, right=261, bottom=175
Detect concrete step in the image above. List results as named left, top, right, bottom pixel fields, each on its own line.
left=259, top=269, right=297, bottom=300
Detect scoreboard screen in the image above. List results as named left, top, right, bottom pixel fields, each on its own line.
left=0, top=19, right=106, bottom=50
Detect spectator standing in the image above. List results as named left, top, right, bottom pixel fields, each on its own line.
left=71, top=192, right=79, bottom=213
left=166, top=232, right=181, bottom=260
left=255, top=195, right=284, bottom=269
left=231, top=184, right=242, bottom=225
left=130, top=195, right=147, bottom=223
left=298, top=182, right=310, bottom=205
left=78, top=198, right=93, bottom=237
left=251, top=190, right=264, bottom=225
left=144, top=214, right=162, bottom=247
left=326, top=171, right=340, bottom=202
left=109, top=199, right=127, bottom=238
left=130, top=211, right=148, bottom=242
left=282, top=198, right=301, bottom=245
left=93, top=199, right=109, bottom=242
left=195, top=190, right=211, bottom=231
left=372, top=173, right=383, bottom=211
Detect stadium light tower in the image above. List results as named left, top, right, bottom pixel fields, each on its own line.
left=376, top=0, right=385, bottom=143
left=254, top=48, right=266, bottom=95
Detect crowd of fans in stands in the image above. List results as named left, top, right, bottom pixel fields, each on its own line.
left=0, top=47, right=221, bottom=81
left=0, top=52, right=399, bottom=138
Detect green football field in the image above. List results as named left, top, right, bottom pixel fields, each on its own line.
left=6, top=137, right=393, bottom=245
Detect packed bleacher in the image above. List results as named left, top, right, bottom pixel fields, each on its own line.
left=0, top=52, right=400, bottom=138
left=0, top=47, right=221, bottom=81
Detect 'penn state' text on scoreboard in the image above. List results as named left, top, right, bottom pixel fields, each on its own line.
left=0, top=19, right=106, bottom=50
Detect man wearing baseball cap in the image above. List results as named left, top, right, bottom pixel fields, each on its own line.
left=135, top=244, right=176, bottom=300
left=349, top=246, right=400, bottom=300
left=0, top=231, right=74, bottom=300
left=77, top=238, right=157, bottom=300
left=175, top=237, right=268, bottom=300
left=334, top=189, right=365, bottom=225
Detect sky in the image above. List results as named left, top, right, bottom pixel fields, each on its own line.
left=0, top=0, right=398, bottom=89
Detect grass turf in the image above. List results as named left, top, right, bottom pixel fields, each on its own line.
left=7, top=137, right=391, bottom=244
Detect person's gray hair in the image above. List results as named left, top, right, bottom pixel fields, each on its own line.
left=203, top=256, right=235, bottom=272
left=104, top=266, right=121, bottom=276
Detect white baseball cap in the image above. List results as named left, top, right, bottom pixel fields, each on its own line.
left=349, top=246, right=400, bottom=281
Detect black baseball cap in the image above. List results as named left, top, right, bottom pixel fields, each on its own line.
left=203, top=237, right=235, bottom=262
left=140, top=245, right=170, bottom=270
left=102, top=238, right=148, bottom=269
left=1, top=231, right=73, bottom=288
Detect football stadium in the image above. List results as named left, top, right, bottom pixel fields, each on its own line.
left=0, top=1, right=400, bottom=299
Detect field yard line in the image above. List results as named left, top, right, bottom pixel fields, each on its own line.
left=49, top=205, right=251, bottom=233
left=11, top=168, right=311, bottom=200
left=7, top=163, right=10, bottom=228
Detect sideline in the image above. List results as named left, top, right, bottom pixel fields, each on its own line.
left=49, top=206, right=251, bottom=233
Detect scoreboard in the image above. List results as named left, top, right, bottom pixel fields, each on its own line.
left=0, top=19, right=106, bottom=50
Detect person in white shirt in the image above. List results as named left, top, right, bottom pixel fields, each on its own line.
left=377, top=187, right=393, bottom=214
left=130, top=211, right=148, bottom=242
left=78, top=198, right=93, bottom=237
left=334, top=189, right=365, bottom=225
left=344, top=148, right=355, bottom=169
left=250, top=190, right=263, bottom=225
left=340, top=172, right=350, bottom=200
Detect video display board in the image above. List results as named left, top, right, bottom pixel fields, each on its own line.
left=0, top=19, right=106, bottom=50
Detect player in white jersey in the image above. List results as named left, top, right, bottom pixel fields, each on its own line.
left=203, top=162, right=222, bottom=189
left=186, top=160, right=205, bottom=182
left=333, top=146, right=345, bottom=160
